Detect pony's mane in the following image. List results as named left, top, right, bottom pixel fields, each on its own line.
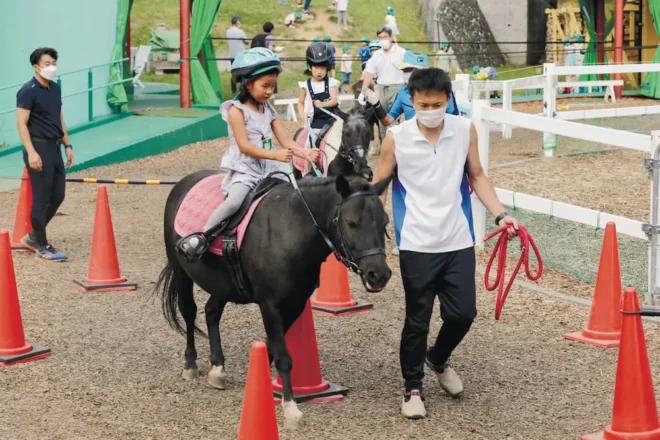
left=277, top=175, right=372, bottom=193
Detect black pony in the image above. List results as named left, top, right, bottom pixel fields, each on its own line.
left=293, top=106, right=375, bottom=181
left=352, top=79, right=383, bottom=153
left=155, top=170, right=392, bottom=429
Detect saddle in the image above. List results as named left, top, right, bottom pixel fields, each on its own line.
left=174, top=172, right=286, bottom=298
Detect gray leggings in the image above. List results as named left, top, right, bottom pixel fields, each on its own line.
left=203, top=183, right=251, bottom=232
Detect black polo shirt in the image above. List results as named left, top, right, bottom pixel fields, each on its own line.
left=16, top=77, right=64, bottom=140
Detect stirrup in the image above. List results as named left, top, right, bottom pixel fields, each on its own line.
left=175, top=232, right=210, bottom=263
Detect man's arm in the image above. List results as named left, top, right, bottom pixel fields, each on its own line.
left=465, top=122, right=518, bottom=234
left=60, top=111, right=71, bottom=145
left=61, top=111, right=74, bottom=168
left=374, top=131, right=397, bottom=206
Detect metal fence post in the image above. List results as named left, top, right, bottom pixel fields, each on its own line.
left=645, top=131, right=660, bottom=309
left=87, top=69, right=93, bottom=122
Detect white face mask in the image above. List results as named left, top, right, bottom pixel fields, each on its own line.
left=402, top=72, right=412, bottom=84
left=379, top=39, right=391, bottom=50
left=38, top=65, right=58, bottom=81
left=416, top=107, right=446, bottom=128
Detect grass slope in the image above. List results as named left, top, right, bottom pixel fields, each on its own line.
left=130, top=0, right=428, bottom=97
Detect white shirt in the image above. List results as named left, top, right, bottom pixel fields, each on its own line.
left=365, top=44, right=406, bottom=86
left=390, top=115, right=475, bottom=253
left=336, top=0, right=348, bottom=11
left=298, top=77, right=340, bottom=115
left=341, top=53, right=352, bottom=73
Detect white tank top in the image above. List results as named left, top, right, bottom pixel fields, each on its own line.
left=391, top=114, right=475, bottom=253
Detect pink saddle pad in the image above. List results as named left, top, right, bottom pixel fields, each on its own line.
left=174, top=173, right=266, bottom=256
left=292, top=127, right=328, bottom=175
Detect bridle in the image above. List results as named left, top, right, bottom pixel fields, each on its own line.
left=274, top=171, right=385, bottom=274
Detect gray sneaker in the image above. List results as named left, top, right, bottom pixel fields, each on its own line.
left=20, top=233, right=39, bottom=252
left=425, top=355, right=463, bottom=398
left=36, top=244, right=68, bottom=262
left=401, top=388, right=426, bottom=419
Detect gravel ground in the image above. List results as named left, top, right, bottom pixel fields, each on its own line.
left=1, top=116, right=659, bottom=440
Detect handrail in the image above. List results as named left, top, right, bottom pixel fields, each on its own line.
left=58, top=58, right=129, bottom=77
left=0, top=77, right=133, bottom=118
left=0, top=58, right=129, bottom=93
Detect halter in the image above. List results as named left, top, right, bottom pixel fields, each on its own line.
left=316, top=106, right=371, bottom=171
left=276, top=170, right=385, bottom=274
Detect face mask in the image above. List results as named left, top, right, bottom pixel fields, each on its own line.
left=402, top=71, right=412, bottom=83
left=379, top=39, right=391, bottom=50
left=39, top=65, right=57, bottom=81
left=416, top=107, right=446, bottom=128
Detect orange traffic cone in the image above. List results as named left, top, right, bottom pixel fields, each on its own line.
left=73, top=185, right=137, bottom=292
left=272, top=299, right=348, bottom=403
left=564, top=222, right=622, bottom=348
left=581, top=288, right=660, bottom=440
left=311, top=254, right=373, bottom=316
left=10, top=168, right=34, bottom=252
left=0, top=230, right=51, bottom=366
left=237, top=341, right=280, bottom=440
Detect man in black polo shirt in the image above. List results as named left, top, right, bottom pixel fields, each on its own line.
left=16, top=47, right=73, bottom=262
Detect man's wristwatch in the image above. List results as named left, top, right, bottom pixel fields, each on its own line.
left=494, top=211, right=509, bottom=226
left=64, top=144, right=73, bottom=150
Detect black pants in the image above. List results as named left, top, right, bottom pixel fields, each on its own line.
left=399, top=246, right=477, bottom=390
left=22, top=140, right=66, bottom=247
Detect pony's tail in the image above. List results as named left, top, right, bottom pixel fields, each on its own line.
left=154, top=262, right=206, bottom=338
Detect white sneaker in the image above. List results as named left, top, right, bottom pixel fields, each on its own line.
left=401, top=389, right=426, bottom=419
left=392, top=246, right=400, bottom=256
left=426, top=357, right=463, bottom=398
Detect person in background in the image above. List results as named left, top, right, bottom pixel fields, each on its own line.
left=358, top=37, right=371, bottom=71
left=297, top=42, right=340, bottom=148
left=334, top=0, right=349, bottom=31
left=384, top=5, right=399, bottom=43
left=359, top=51, right=461, bottom=256
left=340, top=44, right=353, bottom=93
left=435, top=41, right=451, bottom=74
left=323, top=35, right=337, bottom=78
left=226, top=16, right=249, bottom=94
left=303, top=0, right=313, bottom=15
left=284, top=12, right=304, bottom=29
left=16, top=47, right=74, bottom=262
left=359, top=27, right=406, bottom=155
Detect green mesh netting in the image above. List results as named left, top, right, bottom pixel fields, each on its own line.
left=483, top=209, right=648, bottom=293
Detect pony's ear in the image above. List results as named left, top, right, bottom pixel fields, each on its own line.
left=373, top=174, right=394, bottom=196
left=337, top=109, right=350, bottom=122
left=335, top=174, right=353, bottom=198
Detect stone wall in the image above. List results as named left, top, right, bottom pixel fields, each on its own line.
left=419, top=0, right=506, bottom=70
left=477, top=0, right=529, bottom=65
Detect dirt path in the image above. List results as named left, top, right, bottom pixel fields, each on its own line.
left=1, top=121, right=659, bottom=440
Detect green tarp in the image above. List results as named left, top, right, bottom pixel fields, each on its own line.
left=107, top=0, right=132, bottom=111
left=149, top=29, right=181, bottom=52
left=189, top=0, right=222, bottom=105
left=578, top=0, right=614, bottom=83
left=642, top=0, right=660, bottom=98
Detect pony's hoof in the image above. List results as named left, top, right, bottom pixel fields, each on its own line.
left=282, top=400, right=303, bottom=429
left=207, top=365, right=227, bottom=390
left=182, top=367, right=199, bottom=381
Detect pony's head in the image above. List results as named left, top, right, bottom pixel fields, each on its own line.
left=330, top=174, right=392, bottom=292
left=337, top=107, right=375, bottom=181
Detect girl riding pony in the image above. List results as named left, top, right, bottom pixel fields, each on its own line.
left=176, top=48, right=320, bottom=262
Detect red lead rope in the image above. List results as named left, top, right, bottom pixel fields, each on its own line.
left=483, top=225, right=543, bottom=320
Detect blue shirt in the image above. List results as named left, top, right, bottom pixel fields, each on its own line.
left=358, top=46, right=371, bottom=64
left=387, top=85, right=460, bottom=121
left=327, top=43, right=336, bottom=64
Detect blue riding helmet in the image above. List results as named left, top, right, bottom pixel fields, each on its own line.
left=386, top=5, right=394, bottom=15
left=368, top=39, right=381, bottom=50
left=231, top=48, right=282, bottom=84
left=393, top=50, right=428, bottom=70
